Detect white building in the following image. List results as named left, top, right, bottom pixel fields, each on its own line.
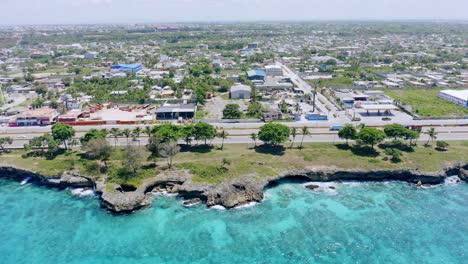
left=230, top=83, right=251, bottom=99
left=265, top=65, right=283, bottom=77
left=439, top=90, right=468, bottom=108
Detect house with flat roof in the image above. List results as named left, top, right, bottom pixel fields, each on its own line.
left=247, top=70, right=266, bottom=81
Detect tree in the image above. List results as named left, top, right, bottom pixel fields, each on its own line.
left=80, top=129, right=107, bottom=144
left=109, top=128, right=121, bottom=147
left=51, top=123, right=75, bottom=150
left=217, top=129, right=229, bottom=150
left=338, top=124, right=357, bottom=145
left=384, top=148, right=402, bottom=163
left=425, top=128, right=437, bottom=146
left=356, top=127, right=386, bottom=149
left=132, top=127, right=142, bottom=144
left=193, top=122, right=216, bottom=145
left=0, top=137, right=13, bottom=153
left=154, top=123, right=180, bottom=143
left=123, top=144, right=146, bottom=174
left=300, top=126, right=310, bottom=149
left=436, top=141, right=449, bottom=151
left=294, top=103, right=301, bottom=115
left=290, top=127, right=297, bottom=148
left=384, top=124, right=407, bottom=140
left=122, top=128, right=131, bottom=143
left=160, top=141, right=180, bottom=169
left=222, top=103, right=242, bottom=119
left=250, top=133, right=258, bottom=147
left=247, top=101, right=263, bottom=117
left=180, top=124, right=194, bottom=146
left=403, top=129, right=420, bottom=146
left=258, top=123, right=290, bottom=146
left=146, top=134, right=162, bottom=158
left=144, top=126, right=153, bottom=138
left=81, top=138, right=113, bottom=168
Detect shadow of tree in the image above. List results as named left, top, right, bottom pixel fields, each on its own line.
left=180, top=145, right=214, bottom=154
left=335, top=144, right=352, bottom=151
left=351, top=146, right=380, bottom=157
left=254, top=144, right=286, bottom=156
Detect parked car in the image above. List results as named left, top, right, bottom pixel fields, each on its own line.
left=330, top=125, right=343, bottom=131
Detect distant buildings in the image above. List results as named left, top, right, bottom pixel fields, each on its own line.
left=439, top=90, right=468, bottom=108
left=247, top=70, right=266, bottom=81
left=230, top=83, right=251, bottom=99
left=13, top=108, right=58, bottom=126
left=111, top=64, right=142, bottom=74
left=84, top=52, right=98, bottom=59
left=265, top=65, right=283, bottom=77
left=156, top=103, right=197, bottom=120
left=248, top=43, right=259, bottom=49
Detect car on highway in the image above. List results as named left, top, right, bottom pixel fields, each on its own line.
left=330, top=125, right=343, bottom=131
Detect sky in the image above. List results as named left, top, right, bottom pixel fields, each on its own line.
left=2, top=0, right=468, bottom=25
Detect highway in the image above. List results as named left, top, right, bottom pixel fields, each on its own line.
left=2, top=124, right=468, bottom=149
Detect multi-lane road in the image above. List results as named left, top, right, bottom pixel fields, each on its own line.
left=2, top=123, right=468, bottom=149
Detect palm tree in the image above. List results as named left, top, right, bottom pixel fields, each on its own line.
left=109, top=128, right=120, bottom=147
left=144, top=126, right=153, bottom=138
left=290, top=127, right=297, bottom=148
left=217, top=129, right=229, bottom=150
left=132, top=127, right=142, bottom=143
left=300, top=126, right=310, bottom=149
left=122, top=128, right=131, bottom=144
left=250, top=133, right=258, bottom=147
left=294, top=103, right=301, bottom=115
left=425, top=128, right=437, bottom=146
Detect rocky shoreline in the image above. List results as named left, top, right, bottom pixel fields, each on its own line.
left=1, top=163, right=467, bottom=214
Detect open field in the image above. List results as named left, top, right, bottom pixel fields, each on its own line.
left=384, top=88, right=468, bottom=117
left=2, top=141, right=467, bottom=186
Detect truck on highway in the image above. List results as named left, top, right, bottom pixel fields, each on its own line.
left=330, top=125, right=343, bottom=131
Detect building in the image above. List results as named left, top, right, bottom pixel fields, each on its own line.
left=230, top=83, right=251, bottom=99
left=439, top=90, right=468, bottom=108
left=248, top=43, right=259, bottom=49
left=14, top=108, right=58, bottom=126
left=265, top=65, right=283, bottom=77
left=110, top=64, right=142, bottom=74
left=156, top=103, right=197, bottom=120
left=57, top=110, right=84, bottom=123
left=84, top=52, right=98, bottom=59
left=247, top=70, right=266, bottom=81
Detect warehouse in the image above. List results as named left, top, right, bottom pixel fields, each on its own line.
left=230, top=83, right=251, bottom=99
left=156, top=103, right=197, bottom=120
left=439, top=90, right=468, bottom=108
left=110, top=64, right=143, bottom=74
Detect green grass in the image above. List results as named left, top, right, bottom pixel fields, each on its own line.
left=384, top=88, right=468, bottom=117
left=317, top=76, right=354, bottom=87
left=195, top=109, right=208, bottom=120
left=2, top=141, right=468, bottom=185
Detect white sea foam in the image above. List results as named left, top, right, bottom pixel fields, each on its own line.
left=70, top=188, right=95, bottom=197
left=444, top=176, right=462, bottom=185
left=20, top=177, right=32, bottom=185
left=234, top=202, right=258, bottom=209
left=152, top=191, right=178, bottom=197
left=209, top=205, right=226, bottom=211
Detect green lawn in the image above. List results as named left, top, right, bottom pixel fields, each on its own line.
left=2, top=141, right=467, bottom=186
left=384, top=88, right=468, bottom=117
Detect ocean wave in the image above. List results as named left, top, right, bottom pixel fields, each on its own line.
left=209, top=205, right=227, bottom=211
left=234, top=202, right=258, bottom=209
left=304, top=182, right=338, bottom=195
left=69, top=188, right=95, bottom=197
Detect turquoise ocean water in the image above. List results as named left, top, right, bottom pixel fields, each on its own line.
left=0, top=178, right=466, bottom=264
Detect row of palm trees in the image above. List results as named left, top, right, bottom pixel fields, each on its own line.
left=248, top=126, right=311, bottom=149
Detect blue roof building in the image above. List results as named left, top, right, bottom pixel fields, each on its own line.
left=247, top=70, right=266, bottom=81
left=111, top=64, right=143, bottom=73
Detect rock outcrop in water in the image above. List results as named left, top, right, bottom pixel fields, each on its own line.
left=1, top=162, right=467, bottom=214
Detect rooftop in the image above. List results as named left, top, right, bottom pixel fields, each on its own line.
left=440, top=90, right=468, bottom=101
left=16, top=108, right=57, bottom=118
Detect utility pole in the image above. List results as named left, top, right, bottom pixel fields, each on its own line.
left=312, top=80, right=318, bottom=113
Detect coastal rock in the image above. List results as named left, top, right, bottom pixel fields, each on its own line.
left=100, top=186, right=151, bottom=213
left=183, top=198, right=202, bottom=207
left=45, top=172, right=94, bottom=188
left=305, top=184, right=320, bottom=190
left=459, top=168, right=468, bottom=182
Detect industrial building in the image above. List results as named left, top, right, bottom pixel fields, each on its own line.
left=265, top=65, right=283, bottom=76
left=156, top=103, right=197, bottom=120
left=439, top=90, right=468, bottom=108
left=230, top=83, right=251, bottom=99
left=12, top=108, right=58, bottom=126
left=110, top=64, right=143, bottom=74
left=247, top=70, right=266, bottom=81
